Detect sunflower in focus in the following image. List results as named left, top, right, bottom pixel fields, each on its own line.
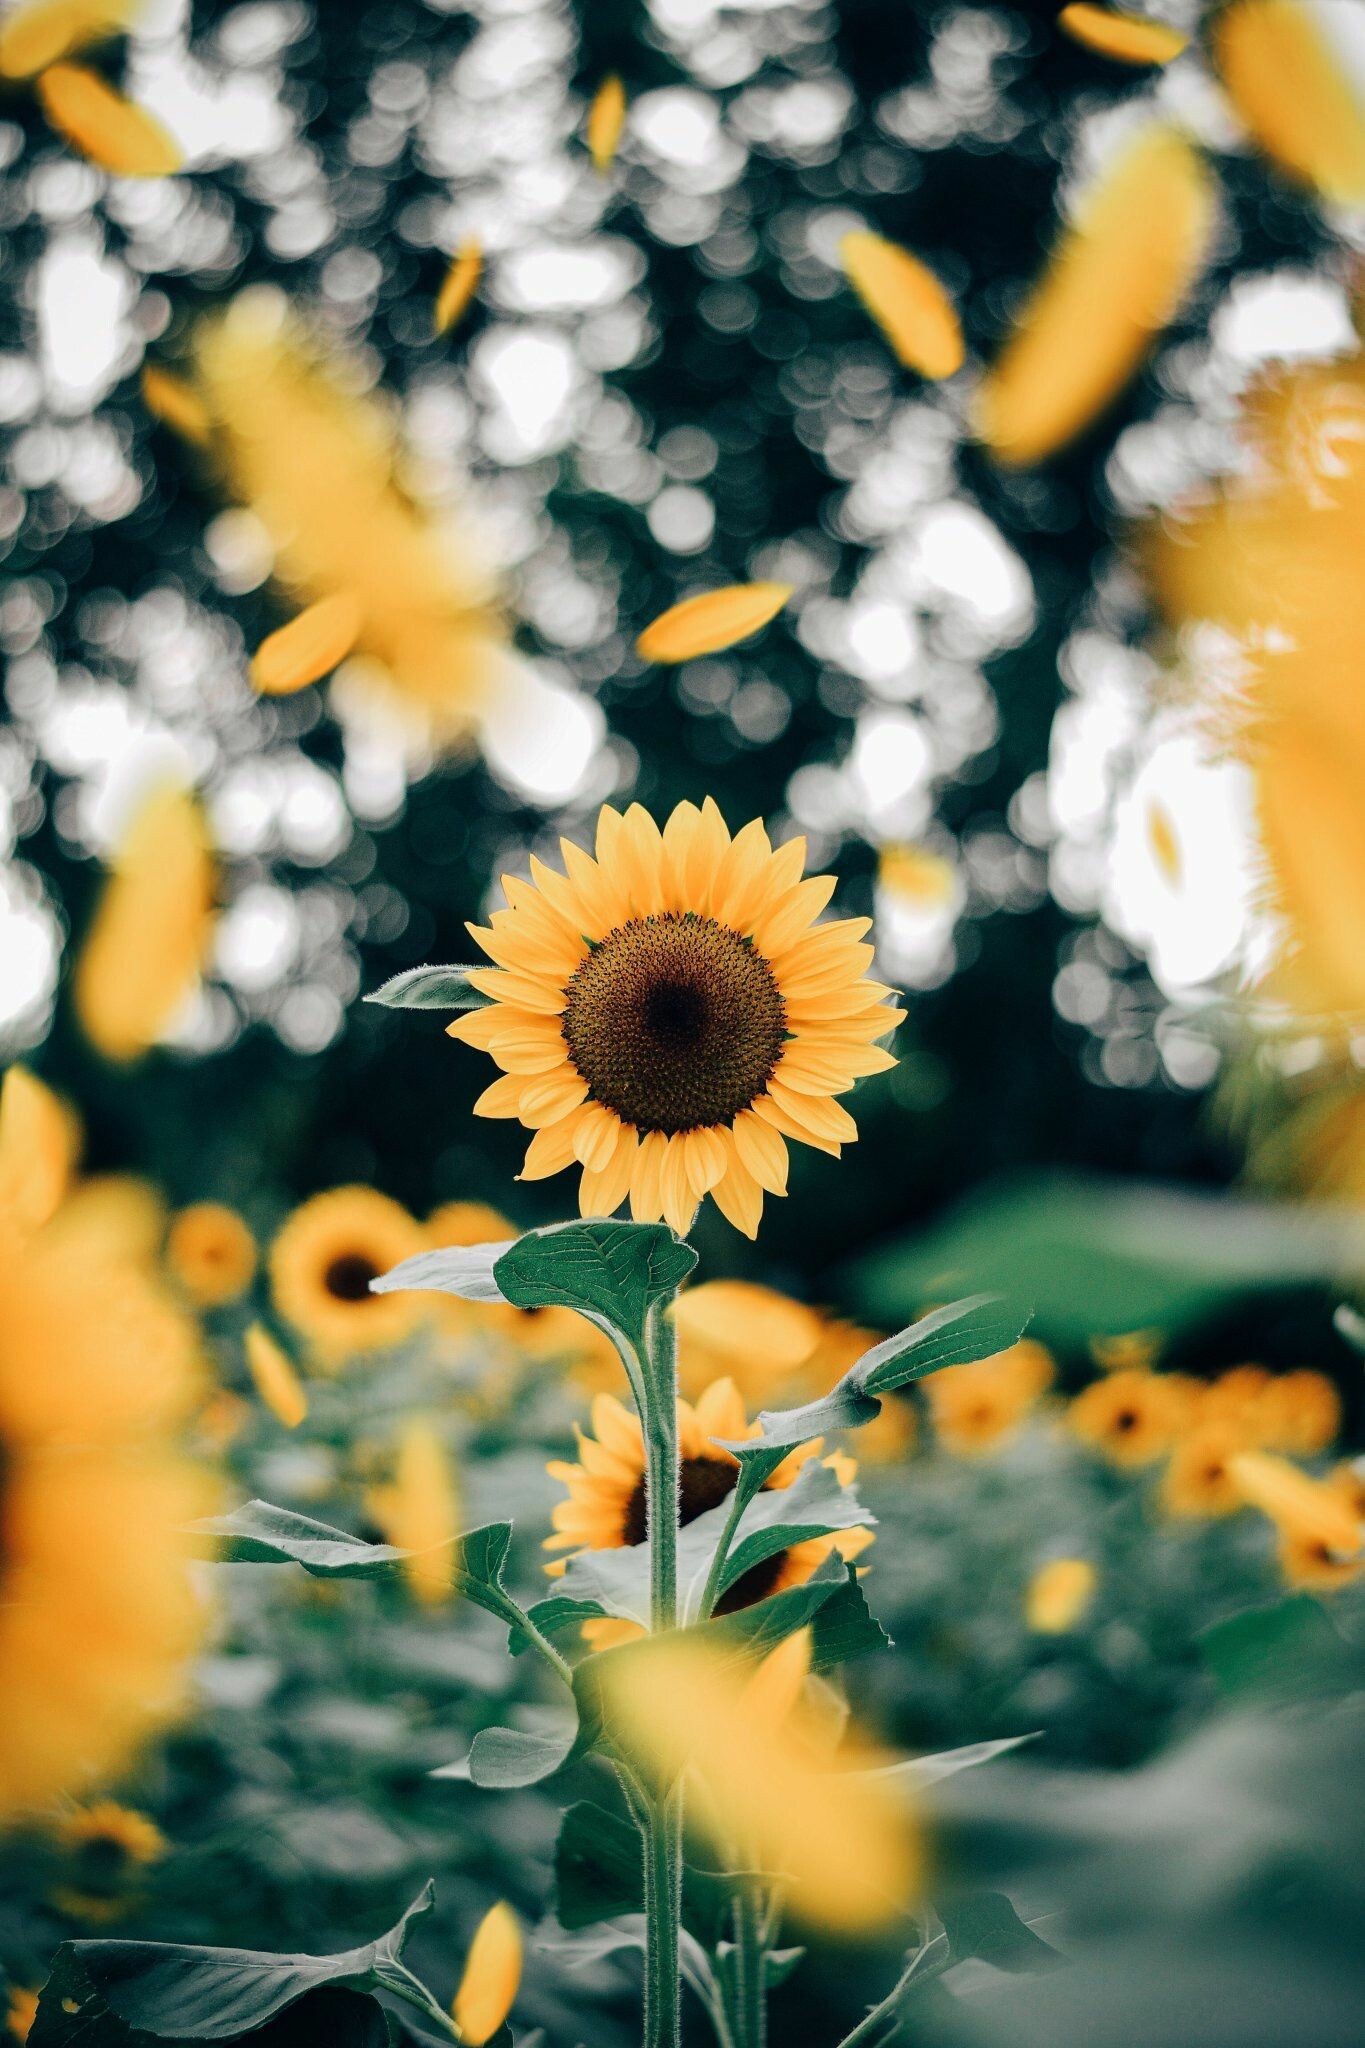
left=545, top=1378, right=872, bottom=1646
left=165, top=1201, right=256, bottom=1307
left=425, top=1201, right=618, bottom=1392
left=922, top=1339, right=1054, bottom=1456
left=454, top=800, right=902, bottom=1237
left=49, top=1800, right=167, bottom=1922
left=269, top=1186, right=425, bottom=1363
left=0, top=1194, right=210, bottom=1819
left=1068, top=1368, right=1186, bottom=1467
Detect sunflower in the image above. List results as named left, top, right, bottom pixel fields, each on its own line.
left=1160, top=1423, right=1249, bottom=1519
left=922, top=1339, right=1054, bottom=1457
left=453, top=800, right=902, bottom=1237
left=165, top=1202, right=257, bottom=1307
left=1068, top=1368, right=1186, bottom=1468
left=50, top=1800, right=167, bottom=1922
left=672, top=1279, right=826, bottom=1406
left=425, top=1201, right=619, bottom=1391
left=268, top=1187, right=425, bottom=1363
left=545, top=1378, right=872, bottom=1647
left=1088, top=1329, right=1162, bottom=1374
left=1253, top=1369, right=1342, bottom=1457
left=0, top=1206, right=210, bottom=1820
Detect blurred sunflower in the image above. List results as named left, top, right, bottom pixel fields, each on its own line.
left=454, top=799, right=902, bottom=1237
left=672, top=1278, right=826, bottom=1405
left=1068, top=1368, right=1186, bottom=1466
left=544, top=1379, right=871, bottom=1646
left=269, top=1186, right=425, bottom=1363
left=187, top=290, right=515, bottom=747
left=0, top=1197, right=210, bottom=1818
left=49, top=1800, right=167, bottom=1922
left=425, top=1201, right=618, bottom=1390
left=922, top=1339, right=1054, bottom=1456
left=165, top=1202, right=256, bottom=1307
left=1160, top=1422, right=1248, bottom=1519
left=1253, top=1369, right=1342, bottom=1456
left=367, top=1420, right=459, bottom=1607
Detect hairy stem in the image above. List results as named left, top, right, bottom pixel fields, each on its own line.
left=732, top=1881, right=768, bottom=2048
left=643, top=1788, right=683, bottom=2048
left=639, top=1293, right=683, bottom=2048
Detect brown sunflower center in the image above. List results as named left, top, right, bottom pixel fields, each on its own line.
left=619, top=1453, right=788, bottom=1615
left=562, top=914, right=786, bottom=1135
left=324, top=1253, right=381, bottom=1302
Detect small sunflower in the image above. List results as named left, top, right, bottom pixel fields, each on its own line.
left=545, top=1378, right=872, bottom=1646
left=165, top=1201, right=257, bottom=1307
left=269, top=1187, right=425, bottom=1363
left=923, top=1339, right=1054, bottom=1457
left=50, top=1800, right=167, bottom=1922
left=1068, top=1368, right=1185, bottom=1467
left=1277, top=1528, right=1365, bottom=1594
left=452, top=800, right=902, bottom=1237
left=1160, top=1423, right=1248, bottom=1519
left=1253, top=1369, right=1342, bottom=1456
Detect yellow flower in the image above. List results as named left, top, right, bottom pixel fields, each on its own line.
left=1057, top=5, right=1189, bottom=65
left=0, top=1202, right=210, bottom=1819
left=1161, top=1423, right=1248, bottom=1519
left=974, top=125, right=1214, bottom=465
left=368, top=1420, right=459, bottom=1606
left=434, top=238, right=482, bottom=337
left=839, top=232, right=963, bottom=379
left=0, top=1064, right=79, bottom=1233
left=424, top=1201, right=619, bottom=1387
left=5, top=1987, right=38, bottom=2044
left=50, top=1800, right=167, bottom=1921
left=165, top=1202, right=257, bottom=1307
left=636, top=585, right=792, bottom=664
left=1089, top=1329, right=1162, bottom=1374
left=923, top=1339, right=1054, bottom=1457
left=1026, top=1557, right=1096, bottom=1633
left=544, top=1377, right=872, bottom=1646
left=672, top=1279, right=826, bottom=1406
left=0, top=0, right=141, bottom=79
left=454, top=799, right=901, bottom=1237
left=1274, top=1456, right=1365, bottom=1590
left=452, top=1902, right=521, bottom=2045
left=36, top=63, right=181, bottom=176
left=1230, top=1449, right=1363, bottom=1558
left=250, top=592, right=363, bottom=697
left=269, top=1186, right=425, bottom=1362
left=586, top=74, right=626, bottom=173
left=1212, top=0, right=1365, bottom=205
left=73, top=783, right=215, bottom=1065
left=189, top=290, right=512, bottom=747
left=1068, top=1368, right=1183, bottom=1467
left=1252, top=1370, right=1342, bottom=1456
left=45, top=1172, right=165, bottom=1266
left=602, top=1632, right=922, bottom=1934
left=244, top=1324, right=308, bottom=1430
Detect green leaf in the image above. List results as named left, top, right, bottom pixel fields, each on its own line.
left=536, top=1918, right=720, bottom=2014
left=194, top=1502, right=519, bottom=1633
left=364, top=966, right=490, bottom=1010
left=862, top=1735, right=1038, bottom=1790
left=846, top=1172, right=1365, bottom=1345
left=712, top=1458, right=874, bottom=1603
left=937, top=1892, right=1066, bottom=1975
left=494, top=1219, right=697, bottom=1354
left=370, top=1244, right=511, bottom=1305
left=552, top=1803, right=732, bottom=1943
left=31, top=1954, right=397, bottom=2047
left=33, top=1892, right=441, bottom=2043
left=432, top=1716, right=578, bottom=1790
left=1200, top=1594, right=1346, bottom=1705
left=727, top=1295, right=1030, bottom=1451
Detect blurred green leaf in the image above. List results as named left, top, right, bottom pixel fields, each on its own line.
left=364, top=966, right=490, bottom=1010
left=937, top=1892, right=1066, bottom=1975
left=1200, top=1595, right=1346, bottom=1705
left=433, top=1716, right=578, bottom=1790
left=31, top=1959, right=397, bottom=2047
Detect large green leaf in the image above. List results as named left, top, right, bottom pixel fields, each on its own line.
left=194, top=1502, right=519, bottom=1632
left=725, top=1295, right=1029, bottom=1452
left=1200, top=1594, right=1347, bottom=1705
left=32, top=1892, right=443, bottom=2043
left=364, top=966, right=490, bottom=1010
left=30, top=1958, right=396, bottom=2047
left=432, top=1714, right=579, bottom=1790
left=847, top=1173, right=1365, bottom=1345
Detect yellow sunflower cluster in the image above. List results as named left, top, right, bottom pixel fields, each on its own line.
left=0, top=1069, right=212, bottom=1822
left=452, top=799, right=902, bottom=1237
left=544, top=1378, right=873, bottom=1648
left=922, top=1338, right=1056, bottom=1456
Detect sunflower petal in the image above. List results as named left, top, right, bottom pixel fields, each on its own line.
left=1057, top=4, right=1189, bottom=66
left=586, top=73, right=627, bottom=172
left=434, top=237, right=482, bottom=335
left=840, top=232, right=964, bottom=379
left=251, top=593, right=363, bottom=696
left=38, top=63, right=182, bottom=177
left=140, top=366, right=211, bottom=446
left=1213, top=0, right=1365, bottom=205
left=710, top=1149, right=764, bottom=1238
left=732, top=1107, right=789, bottom=1194
left=0, top=0, right=141, bottom=81
left=636, top=583, right=792, bottom=664
left=472, top=1073, right=527, bottom=1119
left=580, top=1127, right=638, bottom=1218
left=630, top=1129, right=668, bottom=1222
left=519, top=1115, right=584, bottom=1179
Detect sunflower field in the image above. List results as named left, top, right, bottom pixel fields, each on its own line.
left=2, top=1, right=1365, bottom=2045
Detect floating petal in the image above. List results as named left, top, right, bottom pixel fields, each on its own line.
left=1213, top=0, right=1365, bottom=204
left=1057, top=4, right=1189, bottom=65
left=636, top=582, right=792, bottom=663
left=251, top=591, right=364, bottom=696
left=434, top=238, right=482, bottom=336
left=586, top=73, right=627, bottom=172
left=839, top=232, right=964, bottom=378
left=37, top=62, right=181, bottom=177
left=0, top=0, right=140, bottom=79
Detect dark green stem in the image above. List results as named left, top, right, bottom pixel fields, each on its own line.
left=732, top=1882, right=768, bottom=2048
left=638, top=1296, right=683, bottom=2048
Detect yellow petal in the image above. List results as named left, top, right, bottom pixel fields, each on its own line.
left=1213, top=0, right=1365, bottom=204
left=434, top=237, right=482, bottom=336
left=140, top=366, right=211, bottom=447
left=636, top=582, right=792, bottom=664
left=250, top=592, right=363, bottom=696
left=974, top=126, right=1214, bottom=466
left=839, top=232, right=964, bottom=379
left=453, top=1903, right=522, bottom=2045
left=1230, top=1451, right=1363, bottom=1556
left=586, top=73, right=627, bottom=173
left=245, top=1324, right=308, bottom=1430
left=0, top=0, right=140, bottom=80
left=0, top=1064, right=80, bottom=1232
left=1026, top=1557, right=1096, bottom=1633
left=371, top=1421, right=460, bottom=1605
left=1057, top=5, right=1190, bottom=65
left=73, top=784, right=214, bottom=1064
left=37, top=63, right=182, bottom=177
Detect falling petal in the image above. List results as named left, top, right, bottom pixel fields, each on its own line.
left=975, top=125, right=1214, bottom=465
left=1213, top=0, right=1365, bottom=205
left=244, top=1325, right=308, bottom=1430
left=369, top=1421, right=460, bottom=1606
left=251, top=592, right=364, bottom=697
left=839, top=232, right=964, bottom=379
left=636, top=582, right=792, bottom=663
left=37, top=63, right=182, bottom=177
left=1026, top=1557, right=1097, bottom=1633
left=1057, top=4, right=1190, bottom=65
left=0, top=0, right=140, bottom=80
left=140, top=366, right=211, bottom=447
left=452, top=1904, right=522, bottom=2045
left=1230, top=1450, right=1363, bottom=1555
left=434, top=237, right=482, bottom=336
left=586, top=73, right=627, bottom=172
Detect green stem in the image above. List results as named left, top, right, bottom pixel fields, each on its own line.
left=638, top=1295, right=683, bottom=2048
left=500, top=1599, right=574, bottom=1689
left=732, top=1882, right=767, bottom=2048
left=643, top=1789, right=683, bottom=2048
left=834, top=1933, right=949, bottom=2048
left=642, top=1303, right=679, bottom=1636
left=383, top=1963, right=461, bottom=2040
left=696, top=1478, right=750, bottom=1623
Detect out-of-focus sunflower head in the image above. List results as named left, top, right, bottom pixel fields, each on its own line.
left=1068, top=1367, right=1185, bottom=1467
left=671, top=1278, right=826, bottom=1405
left=187, top=289, right=512, bottom=746
left=424, top=1200, right=620, bottom=1392
left=366, top=1419, right=460, bottom=1606
left=165, top=1202, right=257, bottom=1308
left=269, top=1186, right=426, bottom=1365
left=923, top=1339, right=1055, bottom=1457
